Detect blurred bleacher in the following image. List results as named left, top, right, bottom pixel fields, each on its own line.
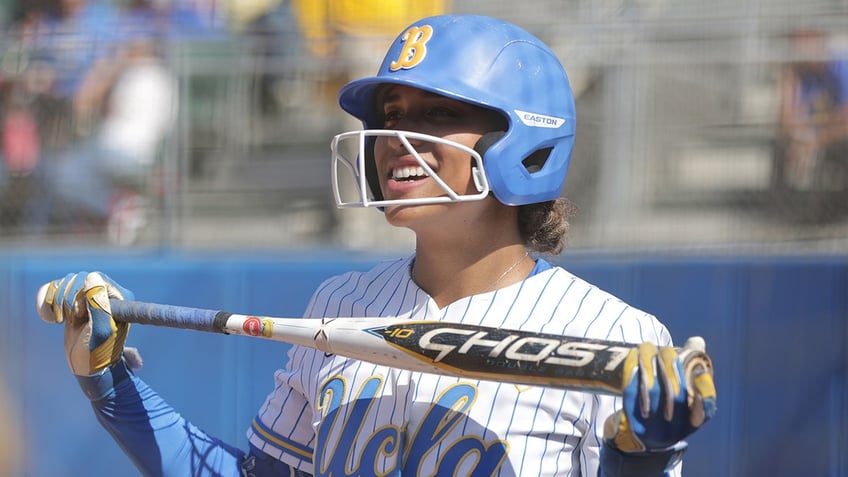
left=0, top=0, right=846, bottom=253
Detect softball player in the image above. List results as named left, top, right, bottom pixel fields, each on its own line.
left=41, top=14, right=716, bottom=477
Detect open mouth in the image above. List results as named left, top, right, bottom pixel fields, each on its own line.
left=391, top=166, right=431, bottom=182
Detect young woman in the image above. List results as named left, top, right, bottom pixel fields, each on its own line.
left=40, top=14, right=715, bottom=477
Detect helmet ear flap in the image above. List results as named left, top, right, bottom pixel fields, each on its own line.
left=474, top=131, right=506, bottom=159
left=472, top=131, right=505, bottom=189
left=364, top=136, right=383, bottom=201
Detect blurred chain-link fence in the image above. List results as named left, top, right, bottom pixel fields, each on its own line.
left=1, top=0, right=846, bottom=252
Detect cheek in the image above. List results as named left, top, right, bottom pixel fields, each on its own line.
left=372, top=138, right=389, bottom=169
left=438, top=133, right=482, bottom=181
left=436, top=155, right=478, bottom=193
left=443, top=132, right=483, bottom=151
left=436, top=132, right=482, bottom=168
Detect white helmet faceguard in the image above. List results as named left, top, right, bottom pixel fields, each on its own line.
left=331, top=129, right=490, bottom=208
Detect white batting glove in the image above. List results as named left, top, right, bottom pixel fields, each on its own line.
left=37, top=271, right=140, bottom=376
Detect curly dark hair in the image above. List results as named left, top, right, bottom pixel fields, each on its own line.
left=517, top=198, right=576, bottom=255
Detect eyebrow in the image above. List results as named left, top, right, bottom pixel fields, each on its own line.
left=381, top=88, right=444, bottom=105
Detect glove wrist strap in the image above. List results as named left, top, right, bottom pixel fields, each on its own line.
left=600, top=440, right=687, bottom=477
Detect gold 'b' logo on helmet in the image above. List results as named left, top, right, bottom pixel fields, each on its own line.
left=389, top=25, right=433, bottom=71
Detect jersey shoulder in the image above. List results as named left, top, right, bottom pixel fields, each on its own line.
left=537, top=262, right=673, bottom=346
left=303, top=256, right=417, bottom=319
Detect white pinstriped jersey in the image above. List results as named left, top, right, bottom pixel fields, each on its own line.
left=246, top=256, right=681, bottom=476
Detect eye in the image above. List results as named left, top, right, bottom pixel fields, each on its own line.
left=382, top=109, right=403, bottom=128
left=426, top=106, right=456, bottom=119
left=380, top=103, right=459, bottom=128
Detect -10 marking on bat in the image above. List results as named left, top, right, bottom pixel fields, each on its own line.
left=377, top=322, right=632, bottom=371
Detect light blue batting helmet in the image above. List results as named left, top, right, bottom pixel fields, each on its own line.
left=337, top=14, right=576, bottom=206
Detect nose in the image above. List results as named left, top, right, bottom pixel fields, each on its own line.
left=384, top=128, right=425, bottom=155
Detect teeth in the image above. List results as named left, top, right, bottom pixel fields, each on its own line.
left=392, top=166, right=429, bottom=180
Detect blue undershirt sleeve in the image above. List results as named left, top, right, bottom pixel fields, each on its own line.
left=77, top=359, right=246, bottom=477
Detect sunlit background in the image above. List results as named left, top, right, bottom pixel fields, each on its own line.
left=1, top=1, right=847, bottom=476
left=0, top=0, right=845, bottom=252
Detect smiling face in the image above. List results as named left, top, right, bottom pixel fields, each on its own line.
left=373, top=85, right=507, bottom=228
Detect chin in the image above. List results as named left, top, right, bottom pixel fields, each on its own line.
left=382, top=204, right=417, bottom=227
left=382, top=203, right=443, bottom=229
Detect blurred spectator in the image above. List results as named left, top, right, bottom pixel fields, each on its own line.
left=90, top=35, right=177, bottom=192
left=292, top=0, right=448, bottom=63
left=291, top=0, right=448, bottom=107
left=0, top=0, right=124, bottom=162
left=0, top=93, right=41, bottom=227
left=40, top=0, right=122, bottom=134
left=34, top=37, right=176, bottom=233
left=772, top=29, right=848, bottom=220
left=11, top=0, right=207, bottom=148
left=227, top=0, right=285, bottom=31
left=123, top=0, right=221, bottom=40
left=289, top=0, right=449, bottom=249
left=1, top=0, right=219, bottom=237
left=173, top=0, right=228, bottom=30
left=231, top=0, right=306, bottom=115
left=2, top=96, right=40, bottom=177
left=17, top=0, right=178, bottom=238
left=0, top=1, right=54, bottom=229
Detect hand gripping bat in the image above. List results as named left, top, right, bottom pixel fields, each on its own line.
left=36, top=285, right=712, bottom=396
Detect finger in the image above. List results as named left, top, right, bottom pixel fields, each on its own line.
left=84, top=273, right=115, bottom=332
left=656, top=346, right=682, bottom=421
left=84, top=273, right=111, bottom=310
left=39, top=272, right=131, bottom=322
left=51, top=272, right=90, bottom=326
left=57, top=274, right=78, bottom=317
left=83, top=273, right=126, bottom=371
left=690, top=386, right=705, bottom=427
left=689, top=367, right=717, bottom=427
left=97, top=274, right=133, bottom=342
left=36, top=280, right=62, bottom=323
left=637, top=342, right=657, bottom=419
left=98, top=272, right=134, bottom=301
left=605, top=409, right=644, bottom=452
left=44, top=273, right=77, bottom=324
left=678, top=336, right=717, bottom=427
left=606, top=347, right=647, bottom=451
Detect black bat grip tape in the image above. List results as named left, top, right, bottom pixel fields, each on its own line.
left=110, top=300, right=232, bottom=334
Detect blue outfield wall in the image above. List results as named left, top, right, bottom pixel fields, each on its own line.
left=1, top=250, right=846, bottom=477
